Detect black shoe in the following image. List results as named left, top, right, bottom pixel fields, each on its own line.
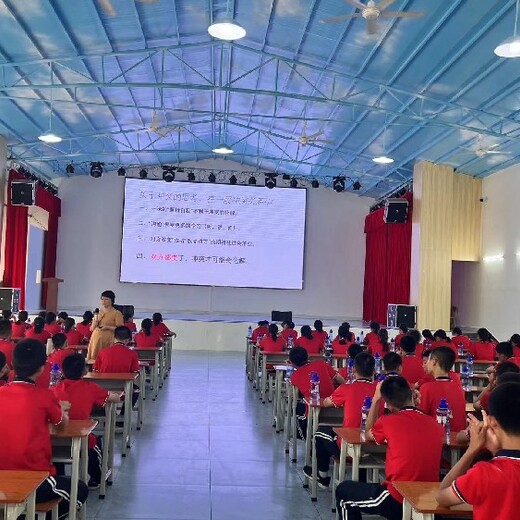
left=303, top=465, right=330, bottom=489
left=88, top=480, right=100, bottom=490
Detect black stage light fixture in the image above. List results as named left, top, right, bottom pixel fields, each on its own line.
left=229, top=174, right=237, bottom=185
left=208, top=172, right=216, bottom=183
left=265, top=173, right=277, bottom=189
left=139, top=168, right=148, bottom=179
left=290, top=177, right=298, bottom=188
left=90, top=162, right=104, bottom=178
left=352, top=180, right=362, bottom=191
left=188, top=171, right=196, bottom=181
left=333, top=176, right=345, bottom=193
left=163, top=167, right=175, bottom=183
left=65, top=163, right=75, bottom=175
left=311, top=180, right=319, bottom=188
left=117, top=166, right=126, bottom=177
left=282, top=174, right=291, bottom=180
left=248, top=176, right=256, bottom=185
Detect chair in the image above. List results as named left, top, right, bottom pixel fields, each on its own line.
left=36, top=498, right=62, bottom=520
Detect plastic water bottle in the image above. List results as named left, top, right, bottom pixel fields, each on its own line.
left=390, top=338, right=395, bottom=352
left=50, top=363, right=61, bottom=387
left=347, top=358, right=354, bottom=383
left=467, top=355, right=474, bottom=377
left=309, top=372, right=320, bottom=405
left=458, top=342, right=464, bottom=358
left=256, top=334, right=264, bottom=346
left=360, top=396, right=372, bottom=433
left=324, top=337, right=333, bottom=364
left=461, top=364, right=471, bottom=391
left=328, top=329, right=334, bottom=344
left=285, top=365, right=294, bottom=381
left=359, top=331, right=364, bottom=344
left=374, top=352, right=381, bottom=375
left=247, top=326, right=252, bottom=339
left=436, top=398, right=451, bottom=441
left=287, top=335, right=294, bottom=349
left=46, top=338, right=54, bottom=356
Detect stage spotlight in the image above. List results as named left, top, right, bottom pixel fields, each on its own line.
left=139, top=168, right=148, bottom=179
left=290, top=178, right=298, bottom=188
left=265, top=174, right=277, bottom=189
left=117, top=167, right=126, bottom=177
left=248, top=176, right=256, bottom=185
left=311, top=180, right=319, bottom=188
left=188, top=171, right=196, bottom=181
left=65, top=163, right=74, bottom=175
left=208, top=173, right=216, bottom=183
left=282, top=174, right=291, bottom=181
left=229, top=174, right=237, bottom=185
left=90, top=162, right=104, bottom=178
left=333, top=176, right=345, bottom=193
left=352, top=180, right=362, bottom=191
left=163, top=167, right=175, bottom=183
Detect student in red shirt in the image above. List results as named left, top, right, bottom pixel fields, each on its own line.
left=338, top=343, right=363, bottom=379
left=259, top=323, right=285, bottom=353
left=295, top=325, right=322, bottom=354
left=336, top=376, right=443, bottom=520
left=399, top=335, right=424, bottom=386
left=510, top=334, right=520, bottom=358
left=76, top=311, right=94, bottom=341
left=47, top=333, right=74, bottom=369
left=63, top=317, right=86, bottom=346
left=305, top=352, right=375, bottom=487
left=421, top=329, right=435, bottom=351
left=431, top=329, right=457, bottom=357
left=0, top=319, right=15, bottom=370
left=26, top=316, right=52, bottom=344
left=0, top=351, right=9, bottom=386
left=11, top=310, right=29, bottom=338
left=474, top=360, right=519, bottom=413
left=57, top=311, right=68, bottom=327
left=437, top=382, right=520, bottom=519
left=0, top=339, right=88, bottom=517
left=251, top=320, right=269, bottom=344
left=419, top=347, right=466, bottom=432
left=415, top=348, right=462, bottom=389
left=368, top=328, right=389, bottom=357
left=469, top=328, right=496, bottom=360
left=123, top=313, right=137, bottom=333
left=364, top=321, right=380, bottom=349
left=52, top=354, right=121, bottom=488
left=452, top=327, right=471, bottom=354
left=313, top=320, right=328, bottom=346
left=151, top=312, right=176, bottom=338
left=280, top=321, right=298, bottom=344
left=409, top=329, right=424, bottom=357
left=393, top=324, right=408, bottom=348
left=44, top=311, right=62, bottom=336
left=134, top=318, right=163, bottom=349
left=332, top=323, right=355, bottom=355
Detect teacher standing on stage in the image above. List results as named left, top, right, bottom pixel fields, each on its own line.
left=87, top=290, right=124, bottom=360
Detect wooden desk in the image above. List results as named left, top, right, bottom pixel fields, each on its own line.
left=393, top=481, right=472, bottom=519
left=132, top=347, right=162, bottom=400
left=0, top=470, right=48, bottom=520
left=51, top=419, right=97, bottom=520
left=84, top=373, right=138, bottom=457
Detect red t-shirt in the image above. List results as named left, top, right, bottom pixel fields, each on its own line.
left=151, top=322, right=172, bottom=337
left=364, top=331, right=379, bottom=346
left=295, top=336, right=322, bottom=354
left=394, top=333, right=405, bottom=347
left=415, top=342, right=425, bottom=358
left=26, top=328, right=51, bottom=343
left=251, top=326, right=269, bottom=343
left=11, top=322, right=27, bottom=338
left=469, top=342, right=496, bottom=361
left=330, top=379, right=376, bottom=433
left=76, top=322, right=92, bottom=340
left=44, top=323, right=62, bottom=336
left=93, top=343, right=139, bottom=373
left=124, top=321, right=137, bottom=332
left=0, top=380, right=62, bottom=474
left=134, top=332, right=161, bottom=349
left=431, top=340, right=458, bottom=357
left=313, top=330, right=328, bottom=346
left=0, top=339, right=16, bottom=369
left=416, top=370, right=461, bottom=388
left=452, top=335, right=471, bottom=353
left=371, top=407, right=444, bottom=502
left=290, top=360, right=337, bottom=401
left=419, top=376, right=466, bottom=431
left=280, top=329, right=298, bottom=343
left=332, top=337, right=353, bottom=356
left=368, top=341, right=386, bottom=357
left=47, top=348, right=74, bottom=370
left=452, top=451, right=520, bottom=520
left=65, top=330, right=85, bottom=346
left=401, top=355, right=425, bottom=386
left=259, top=335, right=285, bottom=353
left=52, top=379, right=108, bottom=420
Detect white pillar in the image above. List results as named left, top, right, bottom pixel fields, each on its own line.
left=0, top=136, right=8, bottom=279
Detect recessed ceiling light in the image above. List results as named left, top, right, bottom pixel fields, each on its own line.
left=212, top=143, right=234, bottom=154
left=372, top=155, right=394, bottom=164
left=38, top=132, right=62, bottom=143
left=208, top=18, right=246, bottom=41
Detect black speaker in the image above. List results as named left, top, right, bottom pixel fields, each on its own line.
left=387, top=304, right=416, bottom=328
left=384, top=199, right=409, bottom=223
left=11, top=181, right=36, bottom=206
left=271, top=311, right=292, bottom=323
left=114, top=304, right=135, bottom=318
left=0, top=288, right=21, bottom=313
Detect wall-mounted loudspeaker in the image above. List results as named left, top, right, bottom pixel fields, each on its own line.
left=384, top=198, right=409, bottom=223
left=11, top=181, right=36, bottom=206
left=271, top=311, right=292, bottom=323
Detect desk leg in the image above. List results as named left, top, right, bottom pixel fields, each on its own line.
left=338, top=440, right=348, bottom=484
left=108, top=402, right=115, bottom=485
left=122, top=380, right=132, bottom=456
left=291, top=386, right=298, bottom=463
left=285, top=381, right=292, bottom=453
left=261, top=355, right=267, bottom=402
left=350, top=444, right=361, bottom=481
left=158, top=349, right=164, bottom=388
left=5, top=504, right=25, bottom=520
left=80, top=437, right=88, bottom=520
left=138, top=368, right=144, bottom=429
left=402, top=498, right=412, bottom=520
left=69, top=437, right=81, bottom=520
left=304, top=407, right=316, bottom=489
left=274, top=370, right=283, bottom=432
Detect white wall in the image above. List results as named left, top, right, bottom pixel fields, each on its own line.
left=55, top=162, right=371, bottom=321
left=452, top=163, right=520, bottom=340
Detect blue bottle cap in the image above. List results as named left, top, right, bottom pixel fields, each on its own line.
left=374, top=352, right=380, bottom=359
left=311, top=372, right=319, bottom=382
left=439, top=398, right=448, bottom=409
left=363, top=396, right=372, bottom=407
left=52, top=363, right=60, bottom=371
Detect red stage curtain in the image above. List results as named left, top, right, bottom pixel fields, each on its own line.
left=362, top=193, right=413, bottom=325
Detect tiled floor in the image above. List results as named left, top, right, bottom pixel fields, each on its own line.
left=89, top=350, right=337, bottom=520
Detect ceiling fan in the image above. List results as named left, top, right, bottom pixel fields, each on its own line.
left=98, top=0, right=157, bottom=17
left=472, top=144, right=512, bottom=159
left=291, top=122, right=332, bottom=147
left=321, top=0, right=424, bottom=35
left=133, top=110, right=184, bottom=138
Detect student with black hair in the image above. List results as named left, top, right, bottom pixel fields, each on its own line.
left=123, top=313, right=137, bottom=333
left=26, top=316, right=51, bottom=344
left=1, top=309, right=12, bottom=321
left=510, top=333, right=520, bottom=357
left=259, top=323, right=285, bottom=353
left=313, top=319, right=327, bottom=346
left=295, top=325, right=322, bottom=354
left=475, top=360, right=520, bottom=413
left=393, top=324, right=408, bottom=348
left=332, top=323, right=355, bottom=355
left=0, top=339, right=89, bottom=517
left=251, top=320, right=269, bottom=343
left=419, top=347, right=466, bottom=431
left=76, top=310, right=94, bottom=341
left=47, top=333, right=73, bottom=369
left=280, top=321, right=299, bottom=344
left=134, top=318, right=163, bottom=349
left=364, top=321, right=381, bottom=349
left=399, top=335, right=424, bottom=385
left=64, top=317, right=85, bottom=346
left=305, top=353, right=375, bottom=487
left=495, top=341, right=514, bottom=363
left=469, top=328, right=496, bottom=360
left=437, top=382, right=520, bottom=518
left=0, top=319, right=15, bottom=370
left=57, top=311, right=69, bottom=327
left=12, top=310, right=29, bottom=338
left=422, top=329, right=435, bottom=349
left=408, top=329, right=424, bottom=356
left=452, top=327, right=471, bottom=354
left=44, top=311, right=61, bottom=336
left=432, top=329, right=457, bottom=357
left=381, top=352, right=402, bottom=378
left=369, top=328, right=389, bottom=356
left=0, top=351, right=9, bottom=386
left=151, top=312, right=176, bottom=338
left=336, top=376, right=443, bottom=520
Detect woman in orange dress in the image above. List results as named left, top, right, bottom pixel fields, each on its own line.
left=87, top=290, right=124, bottom=360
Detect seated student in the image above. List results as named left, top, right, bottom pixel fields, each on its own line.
left=259, top=323, right=285, bottom=353
left=134, top=318, right=162, bottom=349
left=151, top=312, right=176, bottom=338
left=52, top=354, right=121, bottom=488
left=251, top=320, right=269, bottom=344
left=26, top=316, right=52, bottom=344
left=280, top=321, right=298, bottom=344
left=422, top=329, right=435, bottom=350
left=510, top=333, right=520, bottom=357
left=1, top=310, right=13, bottom=321
left=305, top=352, right=375, bottom=487
left=336, top=376, right=444, bottom=520
left=416, top=348, right=461, bottom=389
left=0, top=319, right=15, bottom=369
left=64, top=317, right=86, bottom=346
left=332, top=323, right=355, bottom=355
left=11, top=310, right=30, bottom=338
left=469, top=328, right=497, bottom=360
left=44, top=312, right=62, bottom=336
left=338, top=343, right=363, bottom=379
left=289, top=347, right=344, bottom=439
left=0, top=339, right=88, bottom=517
left=123, top=313, right=137, bottom=333
left=295, top=325, right=322, bottom=354
left=313, top=320, right=328, bottom=346
left=57, top=311, right=68, bottom=327
left=0, top=351, right=9, bottom=386
left=399, top=335, right=424, bottom=386
left=409, top=329, right=424, bottom=357
left=47, top=333, right=74, bottom=369
left=364, top=321, right=381, bottom=348
left=475, top=361, right=519, bottom=413
left=76, top=311, right=94, bottom=341
left=495, top=341, right=514, bottom=363
left=437, top=382, right=520, bottom=519
left=393, top=324, right=408, bottom=348
left=419, top=347, right=466, bottom=432
left=380, top=352, right=402, bottom=379
left=368, top=328, right=389, bottom=357
left=431, top=329, right=457, bottom=357
left=452, top=327, right=471, bottom=354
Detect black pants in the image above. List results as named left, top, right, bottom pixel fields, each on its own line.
left=314, top=426, right=340, bottom=472
left=296, top=401, right=307, bottom=440
left=336, top=481, right=402, bottom=520
left=88, top=436, right=103, bottom=484
left=120, top=385, right=139, bottom=415
left=35, top=475, right=89, bottom=519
